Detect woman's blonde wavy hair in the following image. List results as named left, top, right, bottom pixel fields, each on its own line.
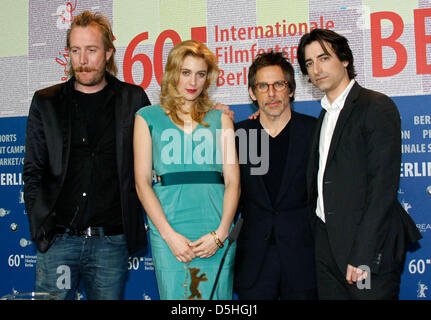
left=160, top=40, right=219, bottom=127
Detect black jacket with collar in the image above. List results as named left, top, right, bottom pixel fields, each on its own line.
left=23, top=73, right=151, bottom=254
left=234, top=111, right=317, bottom=291
left=307, top=82, right=421, bottom=275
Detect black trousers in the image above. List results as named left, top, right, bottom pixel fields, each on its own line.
left=314, top=217, right=402, bottom=300
left=237, top=244, right=317, bottom=300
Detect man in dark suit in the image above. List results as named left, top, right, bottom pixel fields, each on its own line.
left=297, top=28, right=421, bottom=299
left=23, top=11, right=150, bottom=299
left=234, top=51, right=317, bottom=299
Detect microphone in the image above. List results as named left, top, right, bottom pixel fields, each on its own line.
left=209, top=218, right=243, bottom=300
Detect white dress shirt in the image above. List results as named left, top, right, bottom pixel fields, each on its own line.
left=316, top=79, right=355, bottom=222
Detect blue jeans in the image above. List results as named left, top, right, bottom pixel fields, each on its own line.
left=35, top=232, right=129, bottom=300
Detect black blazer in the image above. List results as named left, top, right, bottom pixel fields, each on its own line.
left=23, top=73, right=151, bottom=254
left=307, top=82, right=421, bottom=275
left=234, top=111, right=317, bottom=291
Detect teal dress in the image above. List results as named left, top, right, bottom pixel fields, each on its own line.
left=136, top=105, right=235, bottom=300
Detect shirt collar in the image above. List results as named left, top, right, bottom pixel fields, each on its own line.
left=321, top=79, right=355, bottom=113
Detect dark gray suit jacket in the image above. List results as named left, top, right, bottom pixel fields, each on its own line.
left=235, top=111, right=317, bottom=291
left=307, top=82, right=421, bottom=275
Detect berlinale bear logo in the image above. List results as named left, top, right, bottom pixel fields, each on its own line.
left=187, top=267, right=208, bottom=300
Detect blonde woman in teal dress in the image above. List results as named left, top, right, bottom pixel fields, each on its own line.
left=133, top=40, right=240, bottom=300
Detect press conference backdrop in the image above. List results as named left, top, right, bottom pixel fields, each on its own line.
left=0, top=0, right=430, bottom=300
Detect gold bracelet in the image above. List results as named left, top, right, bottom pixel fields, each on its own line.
left=210, top=231, right=224, bottom=248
